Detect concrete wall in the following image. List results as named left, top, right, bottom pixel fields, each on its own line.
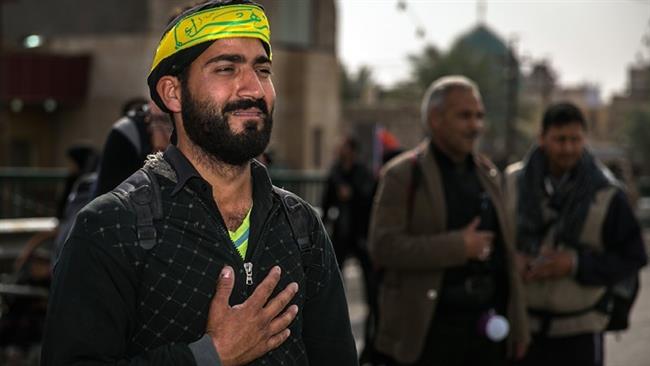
left=2, top=0, right=340, bottom=172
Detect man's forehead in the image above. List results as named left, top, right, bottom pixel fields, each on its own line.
left=544, top=122, right=586, bottom=136
left=199, top=37, right=270, bottom=61
left=446, top=88, right=482, bottom=108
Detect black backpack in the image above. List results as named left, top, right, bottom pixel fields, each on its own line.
left=604, top=274, right=639, bottom=331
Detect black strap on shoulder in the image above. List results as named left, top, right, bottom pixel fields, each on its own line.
left=273, top=186, right=312, bottom=254
left=115, top=168, right=162, bottom=250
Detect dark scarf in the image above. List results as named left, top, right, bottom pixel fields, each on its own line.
left=516, top=146, right=615, bottom=256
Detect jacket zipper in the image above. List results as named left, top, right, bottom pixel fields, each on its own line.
left=194, top=189, right=260, bottom=296
left=244, top=203, right=281, bottom=287
left=213, top=196, right=281, bottom=292
left=244, top=262, right=254, bottom=285
left=213, top=217, right=250, bottom=291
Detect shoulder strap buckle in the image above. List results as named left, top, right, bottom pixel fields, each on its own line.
left=115, top=168, right=162, bottom=250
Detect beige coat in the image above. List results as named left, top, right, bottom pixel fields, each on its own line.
left=368, top=141, right=529, bottom=363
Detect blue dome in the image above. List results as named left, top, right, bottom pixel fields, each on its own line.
left=453, top=24, right=510, bottom=56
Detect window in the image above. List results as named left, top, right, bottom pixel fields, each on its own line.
left=273, top=0, right=312, bottom=48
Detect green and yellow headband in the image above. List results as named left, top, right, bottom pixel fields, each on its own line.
left=150, top=3, right=272, bottom=73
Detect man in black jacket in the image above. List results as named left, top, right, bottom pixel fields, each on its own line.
left=321, top=135, right=377, bottom=364
left=41, top=1, right=357, bottom=365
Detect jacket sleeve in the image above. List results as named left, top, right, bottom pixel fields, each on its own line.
left=301, top=209, right=358, bottom=366
left=576, top=189, right=648, bottom=286
left=368, top=162, right=467, bottom=271
left=41, top=207, right=199, bottom=366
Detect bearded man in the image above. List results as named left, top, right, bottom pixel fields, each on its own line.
left=41, top=1, right=357, bottom=365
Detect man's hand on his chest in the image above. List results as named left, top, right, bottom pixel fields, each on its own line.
left=206, top=265, right=299, bottom=366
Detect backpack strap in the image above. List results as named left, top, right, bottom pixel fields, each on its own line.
left=273, top=186, right=312, bottom=255
left=114, top=168, right=162, bottom=250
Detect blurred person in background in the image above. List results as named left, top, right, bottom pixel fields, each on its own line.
left=321, top=134, right=377, bottom=365
left=322, top=135, right=375, bottom=269
left=506, top=102, right=647, bottom=366
left=94, top=98, right=172, bottom=197
left=56, top=146, right=101, bottom=220
left=369, top=75, right=529, bottom=366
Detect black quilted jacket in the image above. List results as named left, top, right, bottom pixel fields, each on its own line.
left=42, top=149, right=357, bottom=366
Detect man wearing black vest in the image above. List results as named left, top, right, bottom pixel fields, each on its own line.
left=41, top=1, right=357, bottom=365
left=506, top=102, right=647, bottom=366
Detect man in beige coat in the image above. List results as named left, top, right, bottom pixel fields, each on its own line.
left=368, top=75, right=528, bottom=366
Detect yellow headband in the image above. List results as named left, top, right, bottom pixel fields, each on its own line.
left=150, top=4, right=271, bottom=73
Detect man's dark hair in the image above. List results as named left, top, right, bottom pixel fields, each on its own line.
left=542, top=102, right=587, bottom=134
left=344, top=135, right=360, bottom=153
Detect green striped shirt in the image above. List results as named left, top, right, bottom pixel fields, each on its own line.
left=229, top=207, right=252, bottom=259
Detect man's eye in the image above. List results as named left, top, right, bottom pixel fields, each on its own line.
left=215, top=66, right=235, bottom=74
left=257, top=67, right=272, bottom=76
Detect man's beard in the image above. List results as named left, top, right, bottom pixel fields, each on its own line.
left=181, top=87, right=273, bottom=166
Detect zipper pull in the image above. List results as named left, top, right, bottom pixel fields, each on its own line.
left=244, top=262, right=253, bottom=285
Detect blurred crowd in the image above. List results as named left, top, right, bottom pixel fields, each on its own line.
left=320, top=76, right=647, bottom=366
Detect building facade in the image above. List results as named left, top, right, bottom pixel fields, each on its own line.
left=0, top=0, right=339, bottom=170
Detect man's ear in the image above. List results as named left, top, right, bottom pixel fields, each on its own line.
left=157, top=76, right=182, bottom=113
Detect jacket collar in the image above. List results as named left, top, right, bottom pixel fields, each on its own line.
left=161, top=145, right=275, bottom=254
left=415, top=139, right=501, bottom=231
left=162, top=145, right=273, bottom=208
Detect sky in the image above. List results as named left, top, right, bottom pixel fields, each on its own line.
left=336, top=0, right=650, bottom=102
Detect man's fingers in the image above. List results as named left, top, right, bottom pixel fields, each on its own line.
left=247, top=266, right=282, bottom=308
left=266, top=304, right=298, bottom=336
left=212, top=266, right=235, bottom=310
left=265, top=329, right=291, bottom=352
left=258, top=306, right=299, bottom=355
left=466, top=217, right=481, bottom=231
left=263, top=283, right=299, bottom=319
left=527, top=263, right=552, bottom=280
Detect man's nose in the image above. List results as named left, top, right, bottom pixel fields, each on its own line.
left=470, top=116, right=484, bottom=131
left=236, top=67, right=264, bottom=100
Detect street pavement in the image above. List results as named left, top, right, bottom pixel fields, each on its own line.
left=342, top=259, right=369, bottom=354
left=342, top=238, right=650, bottom=365
left=605, top=237, right=650, bottom=366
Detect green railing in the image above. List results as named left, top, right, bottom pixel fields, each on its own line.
left=0, top=168, right=68, bottom=219
left=0, top=168, right=326, bottom=219
left=268, top=169, right=326, bottom=208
